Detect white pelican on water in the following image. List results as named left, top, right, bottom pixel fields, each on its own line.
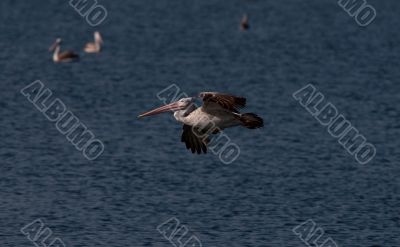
left=138, top=92, right=264, bottom=154
left=84, top=31, right=103, bottom=53
left=49, top=38, right=79, bottom=63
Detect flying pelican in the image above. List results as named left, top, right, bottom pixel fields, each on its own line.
left=84, top=31, right=103, bottom=53
left=138, top=92, right=264, bottom=154
left=49, top=38, right=79, bottom=63
left=240, top=14, right=249, bottom=31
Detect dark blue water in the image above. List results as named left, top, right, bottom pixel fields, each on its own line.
left=1, top=0, right=400, bottom=246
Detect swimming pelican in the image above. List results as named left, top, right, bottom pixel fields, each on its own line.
left=84, top=31, right=103, bottom=53
left=240, top=14, right=249, bottom=31
left=49, top=38, right=79, bottom=63
left=138, top=92, right=264, bottom=154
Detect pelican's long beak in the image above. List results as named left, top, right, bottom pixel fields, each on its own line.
left=49, top=40, right=58, bottom=52
left=138, top=101, right=181, bottom=118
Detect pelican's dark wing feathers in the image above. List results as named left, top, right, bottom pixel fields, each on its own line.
left=181, top=124, right=208, bottom=154
left=59, top=51, right=79, bottom=60
left=199, top=92, right=246, bottom=112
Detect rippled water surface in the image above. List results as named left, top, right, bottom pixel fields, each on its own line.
left=1, top=0, right=400, bottom=246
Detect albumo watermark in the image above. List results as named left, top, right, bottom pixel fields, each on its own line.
left=293, top=84, right=376, bottom=165
left=21, top=80, right=104, bottom=161
left=69, top=0, right=108, bottom=27
left=338, top=0, right=376, bottom=27
left=293, top=219, right=339, bottom=247
left=157, top=217, right=202, bottom=247
left=21, top=218, right=66, bottom=247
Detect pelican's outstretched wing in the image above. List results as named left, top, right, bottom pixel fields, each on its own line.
left=181, top=124, right=208, bottom=154
left=199, top=92, right=246, bottom=112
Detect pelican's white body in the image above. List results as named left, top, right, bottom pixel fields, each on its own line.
left=174, top=106, right=241, bottom=131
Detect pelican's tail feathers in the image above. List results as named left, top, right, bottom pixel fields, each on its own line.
left=239, top=113, right=264, bottom=129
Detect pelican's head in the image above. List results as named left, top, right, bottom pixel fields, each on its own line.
left=49, top=38, right=62, bottom=51
left=94, top=31, right=103, bottom=44
left=138, top=97, right=196, bottom=118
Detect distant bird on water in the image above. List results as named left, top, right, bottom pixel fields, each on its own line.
left=240, top=14, right=250, bottom=31
left=138, top=92, right=264, bottom=154
left=84, top=31, right=103, bottom=53
left=49, top=38, right=79, bottom=63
